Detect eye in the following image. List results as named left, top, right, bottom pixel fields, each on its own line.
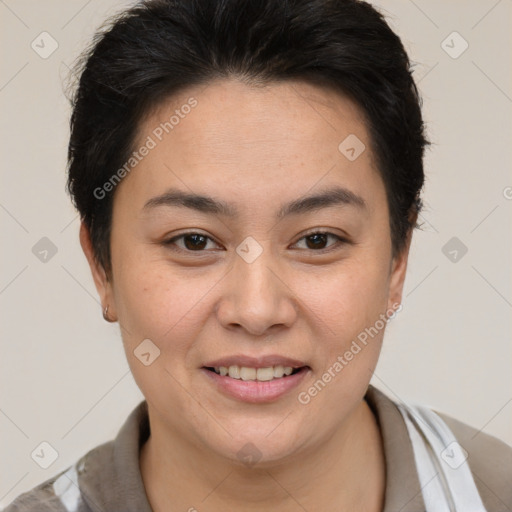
left=163, top=232, right=221, bottom=252
left=292, top=231, right=347, bottom=252
left=162, top=230, right=348, bottom=254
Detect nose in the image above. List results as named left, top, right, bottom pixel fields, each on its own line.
left=215, top=244, right=298, bottom=337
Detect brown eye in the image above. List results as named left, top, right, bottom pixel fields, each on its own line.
left=163, top=232, right=219, bottom=252
left=182, top=234, right=208, bottom=250
left=293, top=232, right=347, bottom=251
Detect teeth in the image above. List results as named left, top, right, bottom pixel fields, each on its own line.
left=240, top=367, right=256, bottom=381
left=228, top=366, right=240, bottom=379
left=212, top=365, right=300, bottom=381
left=257, top=367, right=274, bottom=381
left=273, top=365, right=285, bottom=378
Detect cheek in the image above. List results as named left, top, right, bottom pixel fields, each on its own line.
left=303, top=266, right=390, bottom=385
left=111, top=257, right=211, bottom=354
left=292, top=259, right=390, bottom=422
left=298, top=254, right=391, bottom=337
left=112, top=262, right=217, bottom=402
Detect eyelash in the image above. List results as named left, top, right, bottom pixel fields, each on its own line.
left=162, top=230, right=349, bottom=255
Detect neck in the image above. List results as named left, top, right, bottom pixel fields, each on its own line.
left=140, top=399, right=385, bottom=512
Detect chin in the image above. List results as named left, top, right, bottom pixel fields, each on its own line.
left=208, top=422, right=305, bottom=468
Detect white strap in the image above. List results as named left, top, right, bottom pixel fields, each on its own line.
left=397, top=403, right=487, bottom=512
left=52, top=464, right=82, bottom=512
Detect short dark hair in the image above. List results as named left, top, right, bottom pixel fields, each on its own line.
left=67, top=0, right=429, bottom=278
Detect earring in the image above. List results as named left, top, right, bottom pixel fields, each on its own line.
left=103, top=305, right=115, bottom=323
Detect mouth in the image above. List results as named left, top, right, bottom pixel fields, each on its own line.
left=201, top=363, right=311, bottom=403
left=203, top=365, right=305, bottom=381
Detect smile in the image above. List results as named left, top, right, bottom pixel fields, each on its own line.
left=206, top=365, right=300, bottom=381
left=201, top=365, right=310, bottom=403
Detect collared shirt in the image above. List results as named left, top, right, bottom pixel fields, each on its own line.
left=4, top=385, right=512, bottom=511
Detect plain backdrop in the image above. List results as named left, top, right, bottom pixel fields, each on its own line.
left=1, top=0, right=511, bottom=507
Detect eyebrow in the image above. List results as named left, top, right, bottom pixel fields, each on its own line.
left=142, top=186, right=366, bottom=219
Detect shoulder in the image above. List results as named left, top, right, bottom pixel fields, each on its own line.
left=3, top=401, right=148, bottom=512
left=366, top=385, right=512, bottom=511
left=437, top=411, right=512, bottom=511
left=2, top=464, right=81, bottom=512
left=2, top=440, right=114, bottom=512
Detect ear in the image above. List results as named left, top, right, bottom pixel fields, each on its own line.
left=387, top=226, right=415, bottom=312
left=79, top=220, right=117, bottom=321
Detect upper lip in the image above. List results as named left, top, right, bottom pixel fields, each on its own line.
left=203, top=354, right=309, bottom=369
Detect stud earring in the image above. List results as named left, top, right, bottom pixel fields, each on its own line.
left=103, top=305, right=115, bottom=322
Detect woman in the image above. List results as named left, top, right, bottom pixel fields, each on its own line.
left=5, top=0, right=511, bottom=511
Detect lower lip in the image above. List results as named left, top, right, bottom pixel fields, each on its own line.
left=201, top=367, right=310, bottom=403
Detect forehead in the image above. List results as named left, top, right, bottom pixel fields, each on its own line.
left=118, top=78, right=384, bottom=217
left=140, top=78, right=370, bottom=156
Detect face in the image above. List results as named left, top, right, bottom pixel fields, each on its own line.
left=82, top=78, right=410, bottom=466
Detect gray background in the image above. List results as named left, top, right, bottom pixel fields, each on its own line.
left=1, top=0, right=511, bottom=507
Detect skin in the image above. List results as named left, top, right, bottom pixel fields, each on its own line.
left=80, top=78, right=413, bottom=512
